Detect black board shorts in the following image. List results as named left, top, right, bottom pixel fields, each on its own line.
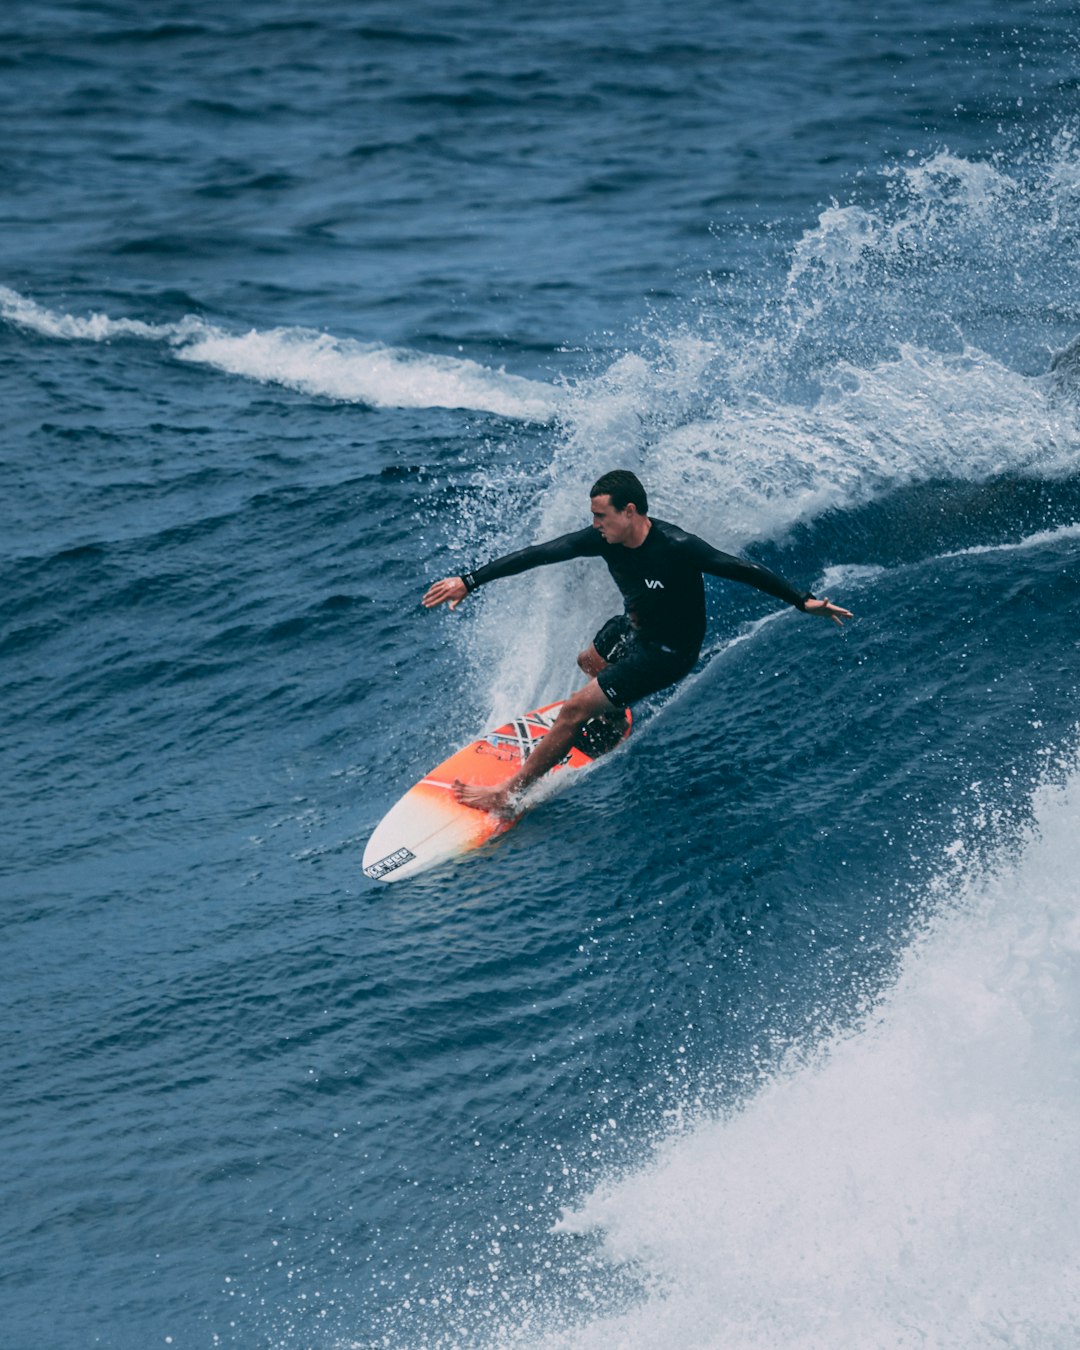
left=592, top=614, right=696, bottom=710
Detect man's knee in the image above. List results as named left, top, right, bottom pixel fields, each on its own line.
left=558, top=688, right=598, bottom=727
left=577, top=644, right=606, bottom=677
left=559, top=682, right=615, bottom=728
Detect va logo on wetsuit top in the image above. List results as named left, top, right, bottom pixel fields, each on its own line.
left=645, top=578, right=664, bottom=589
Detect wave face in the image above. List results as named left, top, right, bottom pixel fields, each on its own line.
left=551, top=762, right=1080, bottom=1349
left=3, top=3, right=1080, bottom=1349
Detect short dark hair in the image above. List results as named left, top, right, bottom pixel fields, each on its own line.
left=590, top=469, right=648, bottom=514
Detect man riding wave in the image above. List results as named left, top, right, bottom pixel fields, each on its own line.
left=423, top=470, right=851, bottom=813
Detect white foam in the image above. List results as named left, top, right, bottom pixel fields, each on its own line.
left=544, top=758, right=1080, bottom=1348
left=944, top=519, right=1080, bottom=559
left=468, top=330, right=1077, bottom=721
left=469, top=150, right=1080, bottom=710
left=176, top=326, right=561, bottom=420
left=0, top=286, right=560, bottom=420
left=0, top=285, right=181, bottom=343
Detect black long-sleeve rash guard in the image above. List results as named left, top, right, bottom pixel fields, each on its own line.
left=462, top=518, right=812, bottom=660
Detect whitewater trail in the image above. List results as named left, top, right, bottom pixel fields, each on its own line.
left=0, top=287, right=561, bottom=421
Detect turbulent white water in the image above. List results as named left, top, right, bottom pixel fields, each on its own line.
left=541, top=757, right=1080, bottom=1349
left=458, top=319, right=1078, bottom=728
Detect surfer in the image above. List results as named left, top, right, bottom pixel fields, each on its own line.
left=423, top=470, right=851, bottom=813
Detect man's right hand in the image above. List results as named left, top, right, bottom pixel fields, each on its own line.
left=422, top=576, right=469, bottom=610
left=804, top=597, right=852, bottom=626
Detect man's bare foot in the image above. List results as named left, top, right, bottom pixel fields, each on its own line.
left=453, top=779, right=520, bottom=816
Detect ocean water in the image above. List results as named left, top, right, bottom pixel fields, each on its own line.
left=4, top=2, right=1080, bottom=1347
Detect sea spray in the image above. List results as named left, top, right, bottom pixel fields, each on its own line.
left=543, top=757, right=1080, bottom=1349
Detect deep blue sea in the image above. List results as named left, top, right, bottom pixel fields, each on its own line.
left=5, top=2, right=1080, bottom=1346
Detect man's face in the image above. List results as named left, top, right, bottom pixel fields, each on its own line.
left=590, top=494, right=637, bottom=544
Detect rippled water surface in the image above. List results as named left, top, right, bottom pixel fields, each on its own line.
left=4, top=3, right=1080, bottom=1347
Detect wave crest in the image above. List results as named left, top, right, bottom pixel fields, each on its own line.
left=0, top=287, right=560, bottom=420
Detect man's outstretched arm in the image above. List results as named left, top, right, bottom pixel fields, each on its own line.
left=688, top=535, right=852, bottom=625
left=422, top=526, right=600, bottom=610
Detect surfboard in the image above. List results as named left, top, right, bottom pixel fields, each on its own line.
left=362, top=701, right=631, bottom=883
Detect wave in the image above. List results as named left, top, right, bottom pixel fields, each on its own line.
left=329, top=136, right=1080, bottom=1348
left=0, top=287, right=561, bottom=421
left=944, top=518, right=1080, bottom=559
left=453, top=138, right=1080, bottom=721
left=543, top=751, right=1080, bottom=1348
left=458, top=330, right=1080, bottom=725
left=433, top=140, right=1080, bottom=1348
